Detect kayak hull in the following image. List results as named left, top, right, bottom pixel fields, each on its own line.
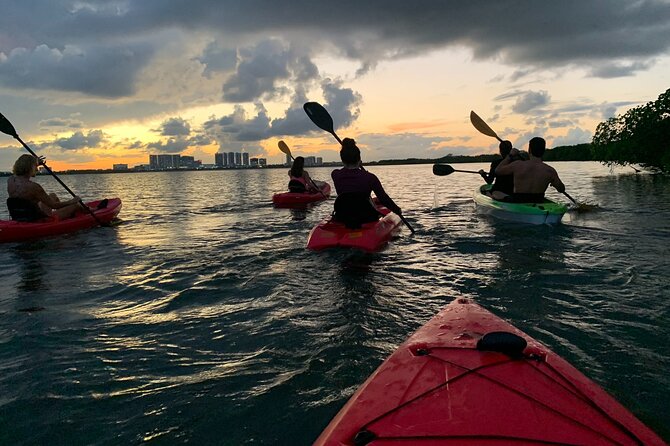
left=273, top=183, right=331, bottom=207
left=314, top=298, right=666, bottom=445
left=307, top=205, right=402, bottom=253
left=474, top=184, right=567, bottom=224
left=0, top=198, right=122, bottom=243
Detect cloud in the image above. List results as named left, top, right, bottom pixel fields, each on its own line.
left=0, top=43, right=154, bottom=97
left=551, top=127, right=593, bottom=147
left=197, top=42, right=238, bottom=78
left=357, top=132, right=470, bottom=160
left=157, top=117, right=191, bottom=136
left=146, top=138, right=190, bottom=153
left=54, top=130, right=105, bottom=150
left=588, top=60, right=655, bottom=78
left=1, top=1, right=668, bottom=99
left=512, top=91, right=551, bottom=113
left=219, top=39, right=320, bottom=103
left=39, top=117, right=83, bottom=129
left=203, top=81, right=362, bottom=147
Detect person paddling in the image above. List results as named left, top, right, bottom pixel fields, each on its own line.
left=288, top=156, right=325, bottom=193
left=331, top=138, right=402, bottom=228
left=7, top=154, right=85, bottom=221
left=478, top=140, right=519, bottom=199
left=495, top=137, right=565, bottom=203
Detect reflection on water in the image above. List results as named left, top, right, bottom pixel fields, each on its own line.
left=0, top=163, right=669, bottom=444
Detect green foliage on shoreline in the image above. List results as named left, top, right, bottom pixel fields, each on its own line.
left=592, top=88, right=670, bottom=172
left=544, top=144, right=593, bottom=161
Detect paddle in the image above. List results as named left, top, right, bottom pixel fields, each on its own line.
left=303, top=102, right=343, bottom=145
left=432, top=164, right=481, bottom=176
left=470, top=111, right=503, bottom=143
left=0, top=111, right=107, bottom=226
left=278, top=140, right=328, bottom=199
left=302, top=102, right=415, bottom=233
left=469, top=110, right=590, bottom=210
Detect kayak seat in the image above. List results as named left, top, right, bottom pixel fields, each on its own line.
left=96, top=198, right=109, bottom=209
left=476, top=331, right=527, bottom=359
left=333, top=193, right=383, bottom=229
left=6, top=197, right=49, bottom=222
left=288, top=179, right=307, bottom=193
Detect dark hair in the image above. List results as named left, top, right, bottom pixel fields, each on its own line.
left=499, top=140, right=512, bottom=157
left=529, top=137, right=546, bottom=157
left=340, top=138, right=361, bottom=165
left=290, top=156, right=304, bottom=177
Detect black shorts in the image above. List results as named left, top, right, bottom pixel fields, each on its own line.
left=506, top=193, right=546, bottom=204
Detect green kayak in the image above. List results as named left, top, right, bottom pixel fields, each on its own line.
left=474, top=184, right=567, bottom=224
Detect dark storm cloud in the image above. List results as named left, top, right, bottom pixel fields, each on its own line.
left=2, top=1, right=669, bottom=99
left=54, top=130, right=105, bottom=150
left=221, top=39, right=320, bottom=103
left=157, top=117, right=191, bottom=136
left=0, top=43, right=154, bottom=97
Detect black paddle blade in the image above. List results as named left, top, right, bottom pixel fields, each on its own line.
left=303, top=102, right=335, bottom=134
left=0, top=112, right=18, bottom=137
left=432, top=164, right=455, bottom=176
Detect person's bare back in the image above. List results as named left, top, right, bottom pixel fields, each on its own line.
left=504, top=158, right=560, bottom=194
left=496, top=137, right=565, bottom=198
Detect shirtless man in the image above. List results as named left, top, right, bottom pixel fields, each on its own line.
left=495, top=137, right=565, bottom=203
left=7, top=154, right=83, bottom=221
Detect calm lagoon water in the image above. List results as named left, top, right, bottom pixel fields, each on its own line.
left=0, top=162, right=668, bottom=444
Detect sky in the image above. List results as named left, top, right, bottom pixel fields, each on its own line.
left=0, top=0, right=669, bottom=171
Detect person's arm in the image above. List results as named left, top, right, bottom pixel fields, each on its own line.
left=303, top=171, right=317, bottom=192
left=369, top=173, right=401, bottom=215
left=479, top=161, right=497, bottom=184
left=496, top=149, right=520, bottom=176
left=549, top=168, right=565, bottom=193
left=32, top=184, right=78, bottom=209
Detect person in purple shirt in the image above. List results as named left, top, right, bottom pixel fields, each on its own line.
left=331, top=138, right=402, bottom=228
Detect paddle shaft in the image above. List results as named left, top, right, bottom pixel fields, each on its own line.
left=562, top=191, right=577, bottom=205
left=13, top=134, right=104, bottom=225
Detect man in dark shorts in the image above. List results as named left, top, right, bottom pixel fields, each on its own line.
left=495, top=137, right=565, bottom=203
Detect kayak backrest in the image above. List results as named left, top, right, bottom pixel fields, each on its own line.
left=476, top=331, right=527, bottom=358
left=288, top=179, right=307, bottom=193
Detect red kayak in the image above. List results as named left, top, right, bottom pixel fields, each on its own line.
left=307, top=205, right=402, bottom=252
left=315, top=298, right=666, bottom=445
left=0, top=198, right=122, bottom=243
left=273, top=183, right=331, bottom=207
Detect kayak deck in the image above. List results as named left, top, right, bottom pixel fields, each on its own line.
left=272, top=183, right=331, bottom=207
left=474, top=184, right=567, bottom=224
left=307, top=205, right=402, bottom=252
left=315, top=298, right=665, bottom=445
left=0, top=198, right=122, bottom=243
